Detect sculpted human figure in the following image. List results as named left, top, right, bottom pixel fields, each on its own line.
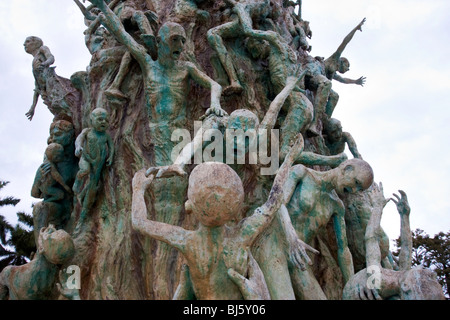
left=31, top=120, right=78, bottom=245
left=342, top=183, right=395, bottom=273
left=0, top=225, right=75, bottom=300
left=73, top=108, right=114, bottom=225
left=207, top=0, right=272, bottom=95
left=24, top=36, right=55, bottom=121
left=149, top=72, right=349, bottom=299
left=324, top=118, right=362, bottom=159
left=343, top=187, right=445, bottom=300
left=31, top=143, right=73, bottom=203
left=23, top=36, right=76, bottom=122
left=303, top=18, right=366, bottom=132
left=132, top=133, right=304, bottom=300
left=284, top=158, right=374, bottom=299
left=89, top=0, right=226, bottom=298
left=234, top=4, right=314, bottom=157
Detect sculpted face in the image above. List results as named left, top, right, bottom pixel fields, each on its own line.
left=91, top=108, right=110, bottom=132
left=23, top=36, right=42, bottom=54
left=339, top=58, right=350, bottom=73
left=50, top=120, right=75, bottom=147
left=335, top=159, right=374, bottom=194
left=227, top=109, right=259, bottom=157
left=157, top=22, right=186, bottom=61
left=187, top=162, right=244, bottom=227
left=325, top=118, right=343, bottom=142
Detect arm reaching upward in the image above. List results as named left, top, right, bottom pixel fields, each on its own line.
left=239, top=133, right=304, bottom=245
left=333, top=74, right=366, bottom=86
left=329, top=18, right=366, bottom=61
left=365, top=182, right=389, bottom=271
left=260, top=67, right=307, bottom=131
left=131, top=169, right=188, bottom=251
left=391, top=190, right=411, bottom=270
left=87, top=0, right=149, bottom=69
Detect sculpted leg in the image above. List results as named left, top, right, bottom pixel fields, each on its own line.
left=280, top=92, right=313, bottom=160
left=105, top=51, right=132, bottom=100
left=207, top=20, right=243, bottom=95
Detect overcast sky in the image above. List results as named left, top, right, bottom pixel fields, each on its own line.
left=0, top=0, right=449, bottom=244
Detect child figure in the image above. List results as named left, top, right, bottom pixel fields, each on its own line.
left=32, top=143, right=73, bottom=202
left=131, top=134, right=304, bottom=300
left=73, top=108, right=114, bottom=222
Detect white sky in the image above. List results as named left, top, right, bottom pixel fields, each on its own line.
left=0, top=0, right=449, bottom=245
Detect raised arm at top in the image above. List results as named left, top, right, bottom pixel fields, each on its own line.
left=331, top=18, right=366, bottom=59
left=131, top=169, right=188, bottom=251
left=239, top=134, right=304, bottom=244
left=87, top=0, right=149, bottom=68
left=260, top=67, right=307, bottom=131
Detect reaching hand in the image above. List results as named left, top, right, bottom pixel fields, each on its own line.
left=57, top=269, right=81, bottom=300
left=357, top=285, right=382, bottom=300
left=356, top=76, right=366, bottom=86
left=145, top=163, right=187, bottom=179
left=227, top=251, right=270, bottom=300
left=391, top=190, right=410, bottom=216
left=25, top=108, right=35, bottom=121
left=132, top=168, right=154, bottom=192
left=368, top=182, right=390, bottom=209
left=204, top=104, right=228, bottom=118
left=288, top=237, right=319, bottom=271
left=357, top=18, right=366, bottom=31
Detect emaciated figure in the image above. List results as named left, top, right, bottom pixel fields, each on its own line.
left=284, top=158, right=374, bottom=299
left=324, top=118, right=362, bottom=159
left=304, top=18, right=366, bottom=132
left=73, top=108, right=114, bottom=224
left=343, top=186, right=445, bottom=300
left=89, top=0, right=226, bottom=298
left=23, top=36, right=76, bottom=122
left=207, top=0, right=272, bottom=95
left=132, top=133, right=304, bottom=299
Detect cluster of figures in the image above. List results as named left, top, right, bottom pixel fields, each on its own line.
left=0, top=0, right=445, bottom=300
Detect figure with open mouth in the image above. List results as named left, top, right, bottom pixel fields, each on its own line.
left=87, top=0, right=226, bottom=299
left=283, top=157, right=374, bottom=299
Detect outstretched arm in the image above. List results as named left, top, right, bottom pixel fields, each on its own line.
left=342, top=132, right=362, bottom=159
left=145, top=115, right=221, bottom=178
left=186, top=62, right=226, bottom=117
left=87, top=0, right=149, bottom=68
left=330, top=18, right=366, bottom=60
left=333, top=207, right=354, bottom=283
left=260, top=67, right=307, bottom=131
left=26, top=88, right=40, bottom=121
left=365, top=182, right=389, bottom=270
left=75, top=128, right=90, bottom=158
left=333, top=74, right=366, bottom=86
left=295, top=151, right=348, bottom=168
left=39, top=46, right=55, bottom=68
left=131, top=169, right=188, bottom=251
left=239, top=134, right=304, bottom=245
left=391, top=190, right=411, bottom=270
